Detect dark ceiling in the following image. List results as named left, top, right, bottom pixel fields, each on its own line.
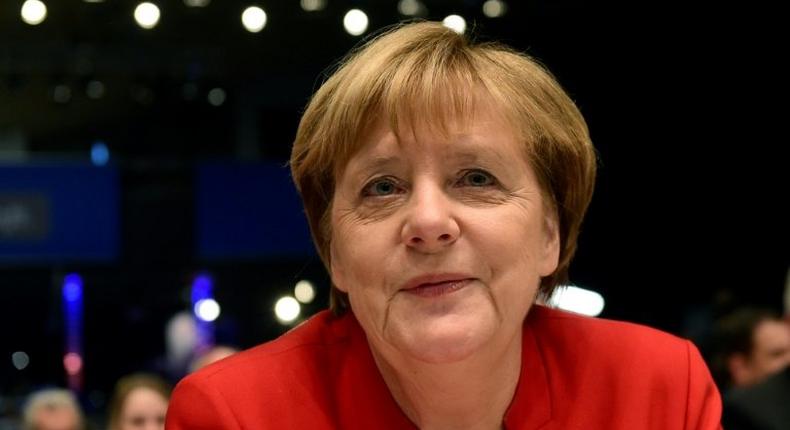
left=1, top=0, right=601, bottom=158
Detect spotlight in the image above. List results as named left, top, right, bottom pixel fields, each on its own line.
left=547, top=285, right=605, bottom=317
left=134, top=2, right=161, bottom=29
left=343, top=9, right=368, bottom=36
left=294, top=280, right=316, bottom=304
left=242, top=6, right=267, bottom=33
left=21, top=0, right=47, bottom=26
left=274, top=296, right=300, bottom=323
left=194, top=298, right=221, bottom=322
left=482, top=0, right=507, bottom=18
left=86, top=80, right=105, bottom=99
left=442, top=15, right=466, bottom=34
left=207, top=88, right=226, bottom=106
left=398, top=0, right=426, bottom=17
left=300, top=0, right=326, bottom=12
left=12, top=351, right=30, bottom=370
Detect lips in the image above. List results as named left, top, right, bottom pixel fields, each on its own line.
left=401, top=274, right=474, bottom=298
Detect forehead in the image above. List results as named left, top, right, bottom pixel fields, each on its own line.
left=349, top=101, right=523, bottom=165
left=124, top=387, right=168, bottom=411
left=754, top=320, right=790, bottom=344
left=338, top=87, right=525, bottom=167
left=35, top=407, right=78, bottom=429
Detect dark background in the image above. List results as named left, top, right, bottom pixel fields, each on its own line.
left=0, top=0, right=786, bottom=421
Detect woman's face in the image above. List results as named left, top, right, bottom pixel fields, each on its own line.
left=330, top=104, right=559, bottom=364
left=118, top=387, right=168, bottom=430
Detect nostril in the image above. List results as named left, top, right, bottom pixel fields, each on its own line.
left=438, top=233, right=451, bottom=241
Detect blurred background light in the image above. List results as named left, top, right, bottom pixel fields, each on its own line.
left=12, top=352, right=30, bottom=370
left=294, top=280, right=315, bottom=304
left=442, top=15, right=466, bottom=34
left=343, top=9, right=368, bottom=36
left=482, top=0, right=508, bottom=18
left=63, top=352, right=83, bottom=376
left=300, top=0, right=326, bottom=12
left=91, top=141, right=110, bottom=166
left=207, top=88, right=226, bottom=106
left=274, top=296, right=300, bottom=323
left=184, top=0, right=210, bottom=6
left=63, top=274, right=83, bottom=303
left=191, top=273, right=216, bottom=352
left=397, top=0, right=426, bottom=16
left=85, top=80, right=105, bottom=100
left=134, top=2, right=161, bottom=30
left=194, top=298, right=221, bottom=322
left=21, top=0, right=47, bottom=26
left=165, top=312, right=197, bottom=371
left=62, top=274, right=84, bottom=390
left=548, top=285, right=605, bottom=317
left=241, top=6, right=267, bottom=33
left=53, top=85, right=72, bottom=104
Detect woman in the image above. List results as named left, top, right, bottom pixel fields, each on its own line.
left=108, top=373, right=170, bottom=430
left=166, top=22, right=722, bottom=429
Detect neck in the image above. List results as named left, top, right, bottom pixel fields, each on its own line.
left=370, top=330, right=523, bottom=430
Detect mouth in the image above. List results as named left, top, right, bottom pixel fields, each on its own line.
left=401, top=275, right=474, bottom=298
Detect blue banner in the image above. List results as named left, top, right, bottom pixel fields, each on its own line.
left=0, top=162, right=119, bottom=262
left=196, top=162, right=314, bottom=260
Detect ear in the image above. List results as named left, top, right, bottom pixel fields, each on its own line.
left=329, top=240, right=350, bottom=293
left=538, top=211, right=560, bottom=277
left=727, top=353, right=751, bottom=386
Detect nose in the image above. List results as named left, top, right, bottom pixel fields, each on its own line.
left=401, top=184, right=460, bottom=253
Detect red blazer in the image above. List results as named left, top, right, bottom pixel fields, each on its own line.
left=166, top=305, right=722, bottom=429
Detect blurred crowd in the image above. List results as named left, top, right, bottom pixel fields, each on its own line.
left=0, top=346, right=237, bottom=430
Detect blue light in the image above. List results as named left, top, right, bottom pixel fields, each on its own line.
left=191, top=274, right=213, bottom=303
left=191, top=273, right=216, bottom=352
left=91, top=141, right=110, bottom=166
left=63, top=274, right=83, bottom=302
left=61, top=272, right=84, bottom=391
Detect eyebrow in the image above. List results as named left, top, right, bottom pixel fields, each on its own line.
left=446, top=135, right=516, bottom=168
left=344, top=155, right=401, bottom=183
left=347, top=135, right=519, bottom=178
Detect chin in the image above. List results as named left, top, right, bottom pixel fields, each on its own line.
left=390, top=316, right=496, bottom=364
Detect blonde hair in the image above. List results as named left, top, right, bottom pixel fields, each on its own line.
left=291, top=22, right=597, bottom=314
left=23, top=389, right=84, bottom=430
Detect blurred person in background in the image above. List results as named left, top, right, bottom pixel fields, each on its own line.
left=22, top=389, right=83, bottom=430
left=712, top=307, right=790, bottom=390
left=721, top=272, right=790, bottom=429
left=188, top=345, right=239, bottom=373
left=107, top=374, right=170, bottom=430
left=166, top=22, right=721, bottom=428
left=723, top=365, right=790, bottom=430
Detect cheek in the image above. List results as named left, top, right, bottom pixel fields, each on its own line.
left=329, top=218, right=374, bottom=293
left=329, top=238, right=350, bottom=293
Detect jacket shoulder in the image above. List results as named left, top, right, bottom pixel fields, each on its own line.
left=166, top=311, right=351, bottom=429
left=528, top=305, right=722, bottom=429
left=529, top=305, right=689, bottom=363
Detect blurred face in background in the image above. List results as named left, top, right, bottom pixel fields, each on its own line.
left=731, top=319, right=790, bottom=387
left=33, top=406, right=79, bottom=430
left=117, top=387, right=168, bottom=430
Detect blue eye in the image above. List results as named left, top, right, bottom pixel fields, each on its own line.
left=460, top=170, right=496, bottom=187
left=362, top=177, right=401, bottom=197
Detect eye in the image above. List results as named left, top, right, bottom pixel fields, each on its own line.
left=458, top=169, right=496, bottom=187
left=361, top=177, right=403, bottom=197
